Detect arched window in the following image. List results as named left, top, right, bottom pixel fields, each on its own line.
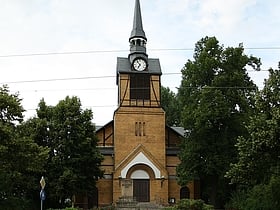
left=180, top=186, right=190, bottom=199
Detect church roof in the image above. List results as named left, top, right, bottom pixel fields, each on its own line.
left=130, top=0, right=146, bottom=40
left=169, top=126, right=186, bottom=137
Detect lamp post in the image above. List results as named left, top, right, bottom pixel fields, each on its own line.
left=40, top=176, right=46, bottom=210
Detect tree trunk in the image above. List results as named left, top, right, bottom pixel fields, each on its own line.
left=202, top=175, right=219, bottom=208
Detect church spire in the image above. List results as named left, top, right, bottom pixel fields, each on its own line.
left=129, top=0, right=147, bottom=63
left=130, top=0, right=146, bottom=40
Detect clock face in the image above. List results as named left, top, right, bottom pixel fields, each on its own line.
left=133, top=58, right=147, bottom=71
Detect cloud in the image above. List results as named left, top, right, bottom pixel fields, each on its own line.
left=0, top=0, right=279, bottom=125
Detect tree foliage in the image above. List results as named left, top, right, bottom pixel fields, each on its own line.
left=0, top=85, right=49, bottom=209
left=227, top=66, right=280, bottom=188
left=22, top=96, right=104, bottom=208
left=161, top=86, right=181, bottom=126
left=176, top=37, right=260, bottom=207
left=226, top=175, right=280, bottom=210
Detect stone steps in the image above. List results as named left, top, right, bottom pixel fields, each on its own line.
left=115, top=203, right=163, bottom=210
left=115, top=197, right=163, bottom=210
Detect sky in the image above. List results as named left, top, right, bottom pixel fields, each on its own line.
left=0, top=0, right=279, bottom=126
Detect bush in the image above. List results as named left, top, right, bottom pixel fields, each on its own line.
left=226, top=175, right=280, bottom=210
left=46, top=208, right=80, bottom=210
left=99, top=205, right=115, bottom=210
left=225, top=190, right=247, bottom=210
left=174, top=199, right=214, bottom=210
left=0, top=196, right=37, bottom=210
left=164, top=207, right=176, bottom=210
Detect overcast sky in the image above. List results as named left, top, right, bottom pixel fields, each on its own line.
left=0, top=0, right=279, bottom=125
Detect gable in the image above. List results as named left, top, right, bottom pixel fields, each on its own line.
left=96, top=120, right=114, bottom=146
left=114, top=144, right=167, bottom=179
left=165, top=125, right=185, bottom=147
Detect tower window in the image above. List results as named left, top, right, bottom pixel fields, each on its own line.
left=130, top=74, right=150, bottom=100
left=135, top=121, right=146, bottom=136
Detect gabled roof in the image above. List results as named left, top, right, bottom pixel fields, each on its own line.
left=95, top=120, right=113, bottom=132
left=115, top=144, right=167, bottom=179
left=96, top=121, right=186, bottom=138
left=169, top=126, right=186, bottom=137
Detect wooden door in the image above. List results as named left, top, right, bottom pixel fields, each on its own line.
left=133, top=179, right=150, bottom=202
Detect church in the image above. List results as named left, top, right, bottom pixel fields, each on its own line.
left=93, top=0, right=200, bottom=207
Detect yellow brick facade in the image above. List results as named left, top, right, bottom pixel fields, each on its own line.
left=95, top=70, right=200, bottom=207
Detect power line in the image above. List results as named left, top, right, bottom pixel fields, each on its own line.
left=25, top=104, right=118, bottom=111
left=0, top=75, right=115, bottom=85
left=1, top=74, right=181, bottom=85
left=13, top=84, right=264, bottom=96
left=0, top=70, right=271, bottom=85
left=0, top=47, right=280, bottom=58
left=22, top=85, right=260, bottom=112
left=0, top=49, right=129, bottom=58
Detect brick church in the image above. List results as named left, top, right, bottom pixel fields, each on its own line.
left=93, top=0, right=200, bottom=207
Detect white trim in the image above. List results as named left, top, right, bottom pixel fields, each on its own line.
left=121, top=152, right=161, bottom=178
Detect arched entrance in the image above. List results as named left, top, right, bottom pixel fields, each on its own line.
left=131, top=170, right=150, bottom=202
left=126, top=164, right=155, bottom=202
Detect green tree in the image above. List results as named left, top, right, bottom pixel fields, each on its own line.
left=161, top=86, right=181, bottom=126
left=226, top=175, right=280, bottom=210
left=176, top=37, right=260, bottom=208
left=24, top=96, right=103, bottom=208
left=227, top=66, right=280, bottom=187
left=0, top=85, right=49, bottom=210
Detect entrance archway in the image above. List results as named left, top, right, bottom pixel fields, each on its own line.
left=131, top=170, right=150, bottom=202
left=127, top=164, right=155, bottom=202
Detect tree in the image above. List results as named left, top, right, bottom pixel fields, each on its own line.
left=176, top=37, right=261, bottom=208
left=0, top=85, right=49, bottom=210
left=161, top=86, right=181, bottom=126
left=24, top=96, right=103, bottom=208
left=226, top=175, right=280, bottom=210
left=227, top=66, right=280, bottom=187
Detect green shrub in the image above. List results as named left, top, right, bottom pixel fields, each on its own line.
left=164, top=207, right=176, bottom=210
left=225, top=190, right=247, bottom=210
left=175, top=199, right=214, bottom=210
left=64, top=208, right=80, bottom=210
left=46, top=208, right=80, bottom=210
left=99, top=205, right=115, bottom=210
left=226, top=175, right=280, bottom=210
left=0, top=196, right=37, bottom=210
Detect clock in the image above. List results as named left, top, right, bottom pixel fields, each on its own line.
left=133, top=58, right=147, bottom=71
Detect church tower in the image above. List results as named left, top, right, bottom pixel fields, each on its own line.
left=113, top=0, right=167, bottom=203
left=94, top=0, right=200, bottom=208
left=116, top=0, right=161, bottom=109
